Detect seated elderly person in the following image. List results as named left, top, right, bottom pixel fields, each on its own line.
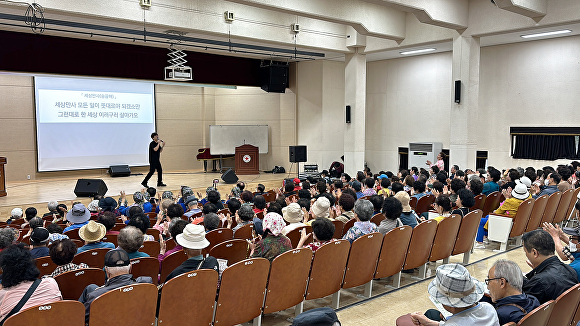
left=42, top=200, right=59, bottom=217
left=29, top=227, right=50, bottom=259
left=0, top=244, right=62, bottom=318
left=248, top=213, right=292, bottom=262
left=47, top=223, right=69, bottom=244
left=97, top=211, right=119, bottom=235
left=335, top=194, right=355, bottom=224
left=183, top=196, right=201, bottom=218
left=7, top=207, right=23, bottom=225
left=343, top=199, right=378, bottom=243
left=49, top=239, right=89, bottom=278
left=80, top=249, right=152, bottom=323
left=407, top=264, right=499, bottom=326
left=63, top=203, right=91, bottom=233
left=118, top=226, right=149, bottom=260
left=77, top=220, right=116, bottom=253
left=297, top=218, right=335, bottom=252
left=378, top=197, right=403, bottom=235
left=203, top=213, right=221, bottom=232
left=394, top=191, right=419, bottom=228
left=128, top=213, right=155, bottom=241
left=484, top=259, right=540, bottom=324
left=281, top=203, right=306, bottom=235
left=431, top=195, right=453, bottom=224
left=232, top=205, right=255, bottom=233
left=0, top=228, right=16, bottom=253
left=305, top=197, right=331, bottom=226
left=164, top=224, right=219, bottom=282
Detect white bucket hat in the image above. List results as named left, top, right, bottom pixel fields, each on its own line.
left=282, top=203, right=304, bottom=223
left=176, top=224, right=210, bottom=250
left=427, top=264, right=486, bottom=308
left=511, top=183, right=530, bottom=200
left=311, top=197, right=330, bottom=218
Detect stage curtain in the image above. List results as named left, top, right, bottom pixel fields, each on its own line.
left=513, top=134, right=577, bottom=160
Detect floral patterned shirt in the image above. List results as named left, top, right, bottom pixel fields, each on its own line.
left=251, top=234, right=292, bottom=262
left=343, top=221, right=378, bottom=243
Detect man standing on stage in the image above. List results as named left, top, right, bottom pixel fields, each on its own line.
left=142, top=132, right=166, bottom=187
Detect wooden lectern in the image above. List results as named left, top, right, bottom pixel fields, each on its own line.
left=235, top=145, right=259, bottom=175
left=0, top=157, right=6, bottom=197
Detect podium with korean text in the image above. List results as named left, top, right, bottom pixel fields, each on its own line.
left=235, top=145, right=259, bottom=175
left=0, top=157, right=6, bottom=197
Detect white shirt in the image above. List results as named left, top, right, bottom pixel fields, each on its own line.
left=440, top=303, right=499, bottom=326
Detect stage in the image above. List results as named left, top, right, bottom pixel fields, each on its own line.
left=0, top=169, right=288, bottom=221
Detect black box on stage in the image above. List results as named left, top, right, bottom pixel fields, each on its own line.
left=221, top=169, right=239, bottom=184
left=109, top=165, right=131, bottom=177
left=74, top=179, right=108, bottom=197
left=289, top=146, right=307, bottom=163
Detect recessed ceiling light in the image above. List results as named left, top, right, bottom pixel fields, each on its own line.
left=400, top=48, right=436, bottom=55
left=521, top=30, right=572, bottom=38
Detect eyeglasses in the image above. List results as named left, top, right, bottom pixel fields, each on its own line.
left=484, top=277, right=506, bottom=285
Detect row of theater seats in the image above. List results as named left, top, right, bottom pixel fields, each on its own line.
left=30, top=209, right=484, bottom=326
left=488, top=187, right=580, bottom=251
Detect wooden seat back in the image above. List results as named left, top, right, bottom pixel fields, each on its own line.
left=370, top=213, right=386, bottom=225
left=35, top=256, right=57, bottom=278
left=451, top=210, right=483, bottom=256
left=233, top=223, right=254, bottom=240
left=204, top=228, right=233, bottom=254
left=130, top=257, right=160, bottom=285
left=146, top=228, right=160, bottom=239
left=403, top=220, right=437, bottom=270
left=63, top=228, right=80, bottom=240
left=341, top=218, right=356, bottom=237
left=89, top=283, right=158, bottom=326
left=263, top=248, right=313, bottom=314
left=286, top=226, right=313, bottom=248
left=112, top=223, right=125, bottom=232
left=547, top=283, right=580, bottom=326
left=517, top=300, right=554, bottom=326
left=209, top=239, right=249, bottom=266
left=332, top=220, right=344, bottom=239
left=553, top=189, right=575, bottom=224
left=72, top=248, right=111, bottom=269
left=525, top=195, right=549, bottom=232
left=540, top=192, right=562, bottom=225
left=374, top=226, right=412, bottom=279
left=158, top=269, right=218, bottom=326
left=4, top=300, right=85, bottom=326
left=159, top=250, right=188, bottom=283
left=482, top=191, right=501, bottom=217
left=471, top=194, right=486, bottom=211
left=101, top=233, right=118, bottom=246
left=409, top=197, right=418, bottom=210
left=415, top=194, right=435, bottom=215
left=565, top=188, right=580, bottom=222
left=54, top=268, right=106, bottom=300
left=165, top=238, right=176, bottom=251
left=140, top=240, right=160, bottom=257
left=428, top=214, right=461, bottom=262
left=305, top=240, right=350, bottom=300
left=214, top=258, right=270, bottom=326
left=509, top=198, right=535, bottom=238
left=342, top=232, right=383, bottom=289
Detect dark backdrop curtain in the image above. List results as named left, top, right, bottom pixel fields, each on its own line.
left=513, top=135, right=577, bottom=160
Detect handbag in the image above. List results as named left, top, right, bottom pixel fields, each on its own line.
left=0, top=278, right=42, bottom=325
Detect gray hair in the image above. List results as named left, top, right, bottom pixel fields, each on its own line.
left=492, top=259, right=523, bottom=292
left=204, top=213, right=220, bottom=231
left=237, top=205, right=255, bottom=222
left=0, top=228, right=15, bottom=249
left=354, top=199, right=373, bottom=222
left=10, top=208, right=23, bottom=219
left=47, top=201, right=59, bottom=211
left=117, top=226, right=144, bottom=253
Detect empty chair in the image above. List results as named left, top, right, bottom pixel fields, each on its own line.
left=370, top=213, right=386, bottom=225
left=63, top=228, right=80, bottom=240
left=130, top=257, right=160, bottom=285
left=374, top=226, right=412, bottom=288
left=304, top=239, right=351, bottom=309
left=159, top=250, right=188, bottom=283
left=72, top=248, right=111, bottom=269
left=414, top=194, right=434, bottom=215
left=428, top=214, right=462, bottom=263
left=409, top=197, right=418, bottom=210
left=340, top=232, right=383, bottom=300
left=513, top=300, right=555, bottom=326
left=546, top=283, right=580, bottom=326
left=332, top=220, right=344, bottom=240
left=214, top=258, right=270, bottom=326
left=233, top=223, right=254, bottom=240
left=451, top=210, right=483, bottom=264
left=204, top=228, right=233, bottom=253
left=88, top=283, right=158, bottom=326
left=488, top=198, right=535, bottom=251
left=402, top=220, right=437, bottom=279
left=140, top=240, right=160, bottom=257
left=482, top=191, right=502, bottom=217
left=471, top=194, right=486, bottom=211
left=208, top=239, right=249, bottom=265
left=262, top=248, right=313, bottom=317
left=540, top=192, right=561, bottom=225
left=54, top=268, right=106, bottom=300
left=341, top=218, right=356, bottom=237
left=101, top=234, right=118, bottom=246
left=158, top=269, right=218, bottom=326
left=553, top=189, right=575, bottom=225
left=35, top=256, right=57, bottom=277
left=524, top=195, right=549, bottom=232
left=564, top=188, right=580, bottom=226
left=3, top=300, right=85, bottom=326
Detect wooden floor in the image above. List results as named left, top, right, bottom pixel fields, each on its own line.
left=0, top=169, right=288, bottom=220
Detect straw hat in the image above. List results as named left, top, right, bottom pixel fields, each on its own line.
left=79, top=220, right=106, bottom=242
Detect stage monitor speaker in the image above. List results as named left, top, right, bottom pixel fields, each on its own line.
left=346, top=105, right=351, bottom=123
left=74, top=179, right=108, bottom=197
left=109, top=165, right=131, bottom=177
left=454, top=80, right=461, bottom=103
left=289, top=146, right=307, bottom=163
left=260, top=63, right=289, bottom=93
left=221, top=169, right=239, bottom=184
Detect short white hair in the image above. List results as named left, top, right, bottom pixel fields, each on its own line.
left=10, top=208, right=23, bottom=218
left=47, top=201, right=59, bottom=211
